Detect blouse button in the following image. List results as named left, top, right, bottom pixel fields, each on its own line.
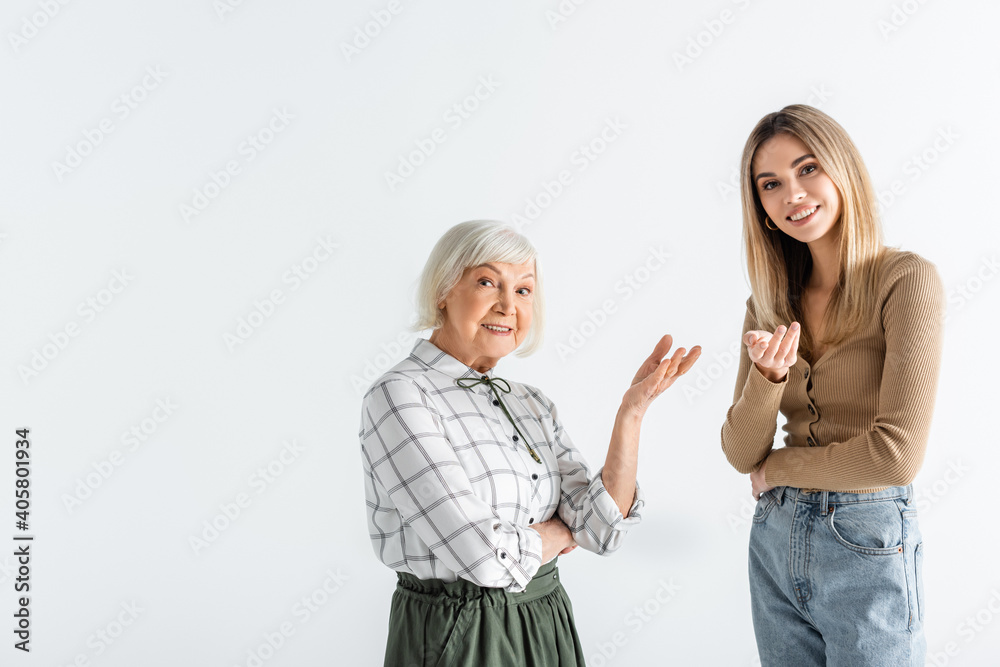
left=481, top=375, right=489, bottom=381
left=492, top=399, right=499, bottom=406
left=499, top=551, right=506, bottom=559
left=512, top=435, right=519, bottom=441
left=531, top=473, right=538, bottom=480
left=808, top=404, right=816, bottom=415
left=529, top=518, right=534, bottom=524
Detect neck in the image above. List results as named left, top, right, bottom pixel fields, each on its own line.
left=806, top=232, right=840, bottom=292
left=428, top=329, right=497, bottom=374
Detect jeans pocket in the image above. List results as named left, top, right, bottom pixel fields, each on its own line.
left=752, top=490, right=777, bottom=524
left=826, top=501, right=904, bottom=556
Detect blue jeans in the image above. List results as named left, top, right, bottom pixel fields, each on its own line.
left=748, top=484, right=925, bottom=666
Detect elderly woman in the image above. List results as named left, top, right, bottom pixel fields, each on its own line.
left=359, top=220, right=700, bottom=666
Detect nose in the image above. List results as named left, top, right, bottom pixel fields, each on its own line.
left=785, top=177, right=807, bottom=204
left=495, top=289, right=516, bottom=315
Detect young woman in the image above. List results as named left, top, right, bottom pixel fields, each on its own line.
left=360, top=220, right=700, bottom=666
left=721, top=105, right=945, bottom=666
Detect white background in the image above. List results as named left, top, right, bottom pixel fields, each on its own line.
left=3, top=1, right=999, bottom=665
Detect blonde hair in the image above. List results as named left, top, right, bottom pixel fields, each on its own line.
left=740, top=104, right=889, bottom=358
left=414, top=220, right=544, bottom=357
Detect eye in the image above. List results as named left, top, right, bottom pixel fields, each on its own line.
left=478, top=278, right=495, bottom=287
left=761, top=180, right=778, bottom=191
left=801, top=163, right=818, bottom=176
left=516, top=288, right=532, bottom=296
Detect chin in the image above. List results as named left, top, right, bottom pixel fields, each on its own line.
left=805, top=227, right=838, bottom=244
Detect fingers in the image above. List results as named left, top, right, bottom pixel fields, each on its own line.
left=665, top=347, right=687, bottom=375
left=758, top=326, right=787, bottom=365
left=770, top=323, right=799, bottom=367
left=656, top=345, right=690, bottom=381
left=647, top=344, right=703, bottom=393
left=745, top=330, right=771, bottom=363
left=646, top=334, right=674, bottom=366
left=744, top=330, right=770, bottom=347
left=630, top=334, right=674, bottom=385
left=630, top=337, right=702, bottom=397
left=776, top=323, right=800, bottom=366
left=637, top=335, right=677, bottom=378
left=753, top=323, right=800, bottom=367
left=750, top=338, right=769, bottom=363
left=676, top=346, right=701, bottom=375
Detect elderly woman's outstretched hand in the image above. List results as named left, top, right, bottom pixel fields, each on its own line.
left=621, top=335, right=701, bottom=418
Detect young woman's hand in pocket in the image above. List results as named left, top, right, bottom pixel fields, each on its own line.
left=750, top=458, right=775, bottom=501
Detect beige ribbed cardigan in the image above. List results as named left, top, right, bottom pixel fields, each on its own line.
left=721, top=249, right=946, bottom=493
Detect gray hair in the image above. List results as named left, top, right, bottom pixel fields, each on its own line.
left=414, top=220, right=544, bottom=357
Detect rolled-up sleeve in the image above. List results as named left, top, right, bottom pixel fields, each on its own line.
left=360, top=378, right=542, bottom=592
left=547, top=399, right=644, bottom=555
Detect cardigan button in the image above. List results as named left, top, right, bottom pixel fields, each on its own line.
left=808, top=405, right=816, bottom=415
left=807, top=437, right=816, bottom=446
left=804, top=369, right=810, bottom=379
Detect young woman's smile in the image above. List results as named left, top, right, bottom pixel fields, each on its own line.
left=753, top=133, right=841, bottom=244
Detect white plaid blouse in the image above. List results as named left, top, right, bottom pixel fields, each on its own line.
left=359, top=338, right=644, bottom=593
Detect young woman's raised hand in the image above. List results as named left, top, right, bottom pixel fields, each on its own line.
left=621, top=335, right=702, bottom=417
left=743, top=323, right=800, bottom=382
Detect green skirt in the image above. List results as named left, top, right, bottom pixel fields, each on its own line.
left=383, top=558, right=586, bottom=667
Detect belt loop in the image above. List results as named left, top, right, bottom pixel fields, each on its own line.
left=820, top=490, right=830, bottom=516
left=774, top=486, right=785, bottom=505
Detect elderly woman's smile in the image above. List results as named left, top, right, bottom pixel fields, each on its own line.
left=482, top=323, right=514, bottom=334
left=428, top=259, right=535, bottom=373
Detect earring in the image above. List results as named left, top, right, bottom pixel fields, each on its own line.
left=764, top=217, right=779, bottom=231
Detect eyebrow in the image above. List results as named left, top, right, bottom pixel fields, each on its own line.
left=754, top=153, right=816, bottom=182
left=476, top=262, right=534, bottom=279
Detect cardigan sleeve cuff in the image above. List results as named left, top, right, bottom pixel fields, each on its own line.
left=742, top=362, right=788, bottom=404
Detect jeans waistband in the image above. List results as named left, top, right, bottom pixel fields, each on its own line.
left=768, top=484, right=913, bottom=515
left=395, top=558, right=561, bottom=606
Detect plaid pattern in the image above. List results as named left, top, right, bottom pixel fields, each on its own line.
left=360, top=338, right=644, bottom=593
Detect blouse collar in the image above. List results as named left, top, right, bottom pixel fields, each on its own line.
left=411, top=338, right=498, bottom=393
